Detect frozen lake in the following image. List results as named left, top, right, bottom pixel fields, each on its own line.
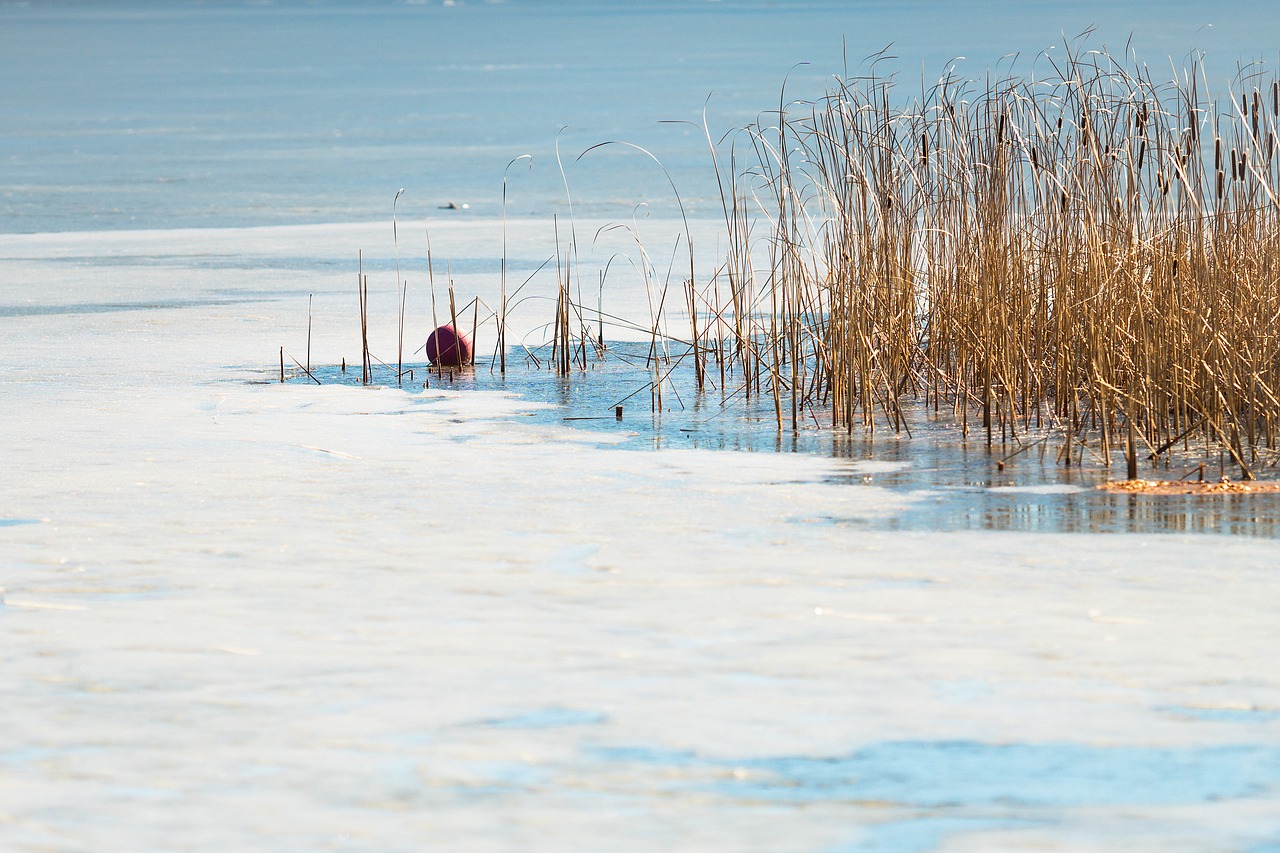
left=4, top=219, right=1279, bottom=851
left=2, top=2, right=1280, bottom=851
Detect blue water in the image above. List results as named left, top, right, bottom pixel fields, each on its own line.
left=5, top=0, right=1280, bottom=233
left=284, top=351, right=1280, bottom=537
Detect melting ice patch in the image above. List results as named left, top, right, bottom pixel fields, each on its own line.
left=474, top=709, right=608, bottom=730
left=593, top=740, right=1280, bottom=808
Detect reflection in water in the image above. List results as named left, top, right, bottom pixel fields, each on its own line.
left=285, top=344, right=1280, bottom=538
left=878, top=491, right=1280, bottom=537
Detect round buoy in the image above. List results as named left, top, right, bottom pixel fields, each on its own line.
left=426, top=324, right=472, bottom=367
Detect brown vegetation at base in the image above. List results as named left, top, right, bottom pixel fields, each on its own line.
left=1100, top=478, right=1280, bottom=494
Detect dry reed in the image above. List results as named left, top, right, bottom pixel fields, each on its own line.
left=710, top=47, right=1280, bottom=476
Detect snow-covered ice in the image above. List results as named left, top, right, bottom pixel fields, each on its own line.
left=1, top=223, right=1278, bottom=851
left=4, top=1, right=1280, bottom=849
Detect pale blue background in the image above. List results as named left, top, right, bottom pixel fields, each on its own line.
left=2, top=0, right=1277, bottom=231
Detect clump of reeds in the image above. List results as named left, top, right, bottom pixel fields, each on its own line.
left=715, top=45, right=1280, bottom=476
left=279, top=46, right=1280, bottom=478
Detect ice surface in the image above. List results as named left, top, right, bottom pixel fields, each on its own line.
left=2, top=223, right=1279, bottom=852
left=4, top=1, right=1280, bottom=849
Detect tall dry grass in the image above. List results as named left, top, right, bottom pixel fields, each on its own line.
left=716, top=47, right=1280, bottom=476
left=298, top=47, right=1278, bottom=476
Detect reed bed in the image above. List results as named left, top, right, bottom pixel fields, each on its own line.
left=714, top=48, right=1280, bottom=476
left=286, top=47, right=1280, bottom=478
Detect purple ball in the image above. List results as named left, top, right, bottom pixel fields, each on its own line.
left=426, top=324, right=472, bottom=367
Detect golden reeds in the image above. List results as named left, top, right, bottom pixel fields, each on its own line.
left=286, top=47, right=1278, bottom=477
left=717, top=48, right=1280, bottom=474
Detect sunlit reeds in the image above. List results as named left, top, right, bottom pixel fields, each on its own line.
left=719, top=47, right=1280, bottom=476
left=283, top=47, right=1280, bottom=477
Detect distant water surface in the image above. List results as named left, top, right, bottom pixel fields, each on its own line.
left=4, top=0, right=1280, bottom=232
